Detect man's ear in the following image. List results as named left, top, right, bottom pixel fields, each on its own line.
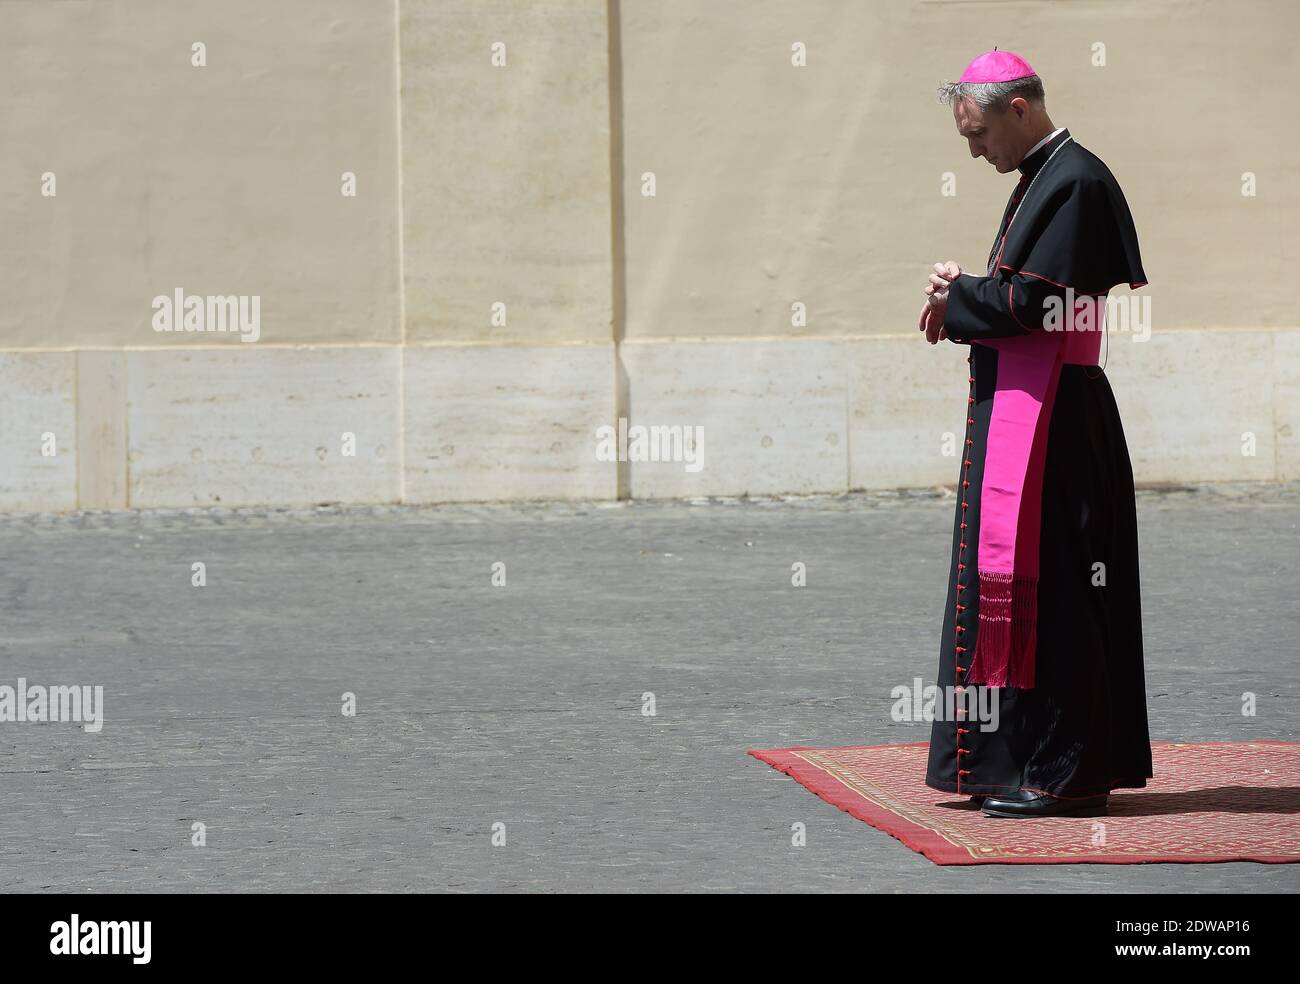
left=1009, top=96, right=1029, bottom=121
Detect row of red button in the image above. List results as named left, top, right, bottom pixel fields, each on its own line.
left=955, top=355, right=975, bottom=790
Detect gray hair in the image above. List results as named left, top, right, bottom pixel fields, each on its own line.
left=937, top=75, right=1045, bottom=114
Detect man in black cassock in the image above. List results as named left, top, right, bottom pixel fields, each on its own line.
left=917, top=50, right=1153, bottom=818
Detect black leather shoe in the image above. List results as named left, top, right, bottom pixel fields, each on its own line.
left=983, top=790, right=1035, bottom=803
left=968, top=794, right=987, bottom=805
left=980, top=789, right=1108, bottom=818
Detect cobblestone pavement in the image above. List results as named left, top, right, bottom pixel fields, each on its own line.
left=1, top=482, right=1296, bottom=892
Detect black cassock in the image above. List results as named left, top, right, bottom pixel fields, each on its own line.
left=924, top=128, right=1154, bottom=799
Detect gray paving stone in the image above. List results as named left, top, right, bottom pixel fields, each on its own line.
left=0, top=482, right=1297, bottom=892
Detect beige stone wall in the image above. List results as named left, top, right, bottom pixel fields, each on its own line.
left=0, top=0, right=1296, bottom=511
left=401, top=1, right=612, bottom=344
left=0, top=0, right=400, bottom=348
left=619, top=0, right=1297, bottom=337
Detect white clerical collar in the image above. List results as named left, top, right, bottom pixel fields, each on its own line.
left=1025, top=127, right=1065, bottom=161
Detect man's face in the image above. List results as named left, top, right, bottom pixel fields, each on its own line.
left=953, top=98, right=1024, bottom=174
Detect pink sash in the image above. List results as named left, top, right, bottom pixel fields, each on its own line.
left=964, top=295, right=1105, bottom=689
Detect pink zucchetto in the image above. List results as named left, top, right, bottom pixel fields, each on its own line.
left=958, top=49, right=1036, bottom=83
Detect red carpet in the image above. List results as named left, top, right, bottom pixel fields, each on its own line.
left=747, top=740, right=1300, bottom=865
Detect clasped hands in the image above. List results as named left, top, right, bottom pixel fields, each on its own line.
left=918, top=261, right=962, bottom=344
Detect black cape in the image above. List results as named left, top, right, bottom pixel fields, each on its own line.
left=925, top=129, right=1154, bottom=798
left=944, top=128, right=1147, bottom=338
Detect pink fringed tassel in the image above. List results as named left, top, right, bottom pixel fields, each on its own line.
left=967, top=571, right=1012, bottom=686
left=966, top=571, right=1038, bottom=689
